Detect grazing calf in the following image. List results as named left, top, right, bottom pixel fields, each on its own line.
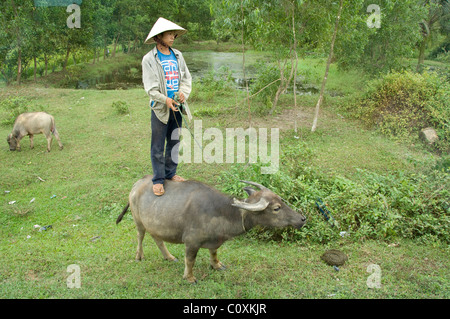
left=7, top=112, right=63, bottom=152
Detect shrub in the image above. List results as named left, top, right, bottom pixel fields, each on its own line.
left=249, top=61, right=280, bottom=114
left=218, top=140, right=450, bottom=245
left=190, top=66, right=235, bottom=102
left=111, top=100, right=130, bottom=115
left=0, top=97, right=32, bottom=126
left=345, top=71, right=449, bottom=153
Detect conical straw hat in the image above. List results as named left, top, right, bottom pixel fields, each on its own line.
left=144, top=17, right=187, bottom=44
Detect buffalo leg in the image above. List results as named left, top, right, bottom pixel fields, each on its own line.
left=16, top=138, right=22, bottom=151
left=29, top=135, right=34, bottom=149
left=183, top=245, right=199, bottom=283
left=209, top=249, right=226, bottom=270
left=135, top=224, right=146, bottom=261
left=151, top=235, right=178, bottom=262
left=52, top=128, right=64, bottom=150
left=44, top=132, right=52, bottom=152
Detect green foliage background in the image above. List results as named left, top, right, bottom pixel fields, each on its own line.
left=219, top=140, right=450, bottom=245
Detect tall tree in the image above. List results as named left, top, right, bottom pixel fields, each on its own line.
left=212, top=0, right=328, bottom=113
left=417, top=0, right=449, bottom=71
left=3, top=0, right=34, bottom=84
left=311, top=0, right=344, bottom=132
left=0, top=1, right=13, bottom=84
left=335, top=0, right=426, bottom=75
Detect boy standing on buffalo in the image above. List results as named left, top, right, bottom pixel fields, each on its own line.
left=142, top=17, right=192, bottom=196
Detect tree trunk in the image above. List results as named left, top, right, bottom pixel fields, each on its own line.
left=292, top=3, right=298, bottom=110
left=92, top=48, right=96, bottom=64
left=44, top=53, right=48, bottom=76
left=33, top=55, right=37, bottom=83
left=11, top=0, right=22, bottom=84
left=104, top=38, right=107, bottom=60
left=113, top=34, right=120, bottom=58
left=63, top=44, right=71, bottom=71
left=133, top=37, right=139, bottom=52
left=17, top=47, right=22, bottom=84
left=417, top=30, right=429, bottom=72
left=128, top=40, right=132, bottom=54
left=112, top=38, right=117, bottom=58
left=270, top=48, right=295, bottom=114
left=311, top=0, right=344, bottom=132
left=272, top=61, right=285, bottom=113
left=241, top=0, right=251, bottom=125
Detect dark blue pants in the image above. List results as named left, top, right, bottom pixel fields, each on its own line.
left=151, top=109, right=182, bottom=185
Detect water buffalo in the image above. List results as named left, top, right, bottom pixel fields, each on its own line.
left=116, top=175, right=306, bottom=283
left=7, top=112, right=63, bottom=152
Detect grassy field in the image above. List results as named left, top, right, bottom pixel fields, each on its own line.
left=0, top=56, right=449, bottom=300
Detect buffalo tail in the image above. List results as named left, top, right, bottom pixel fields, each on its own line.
left=116, top=203, right=130, bottom=224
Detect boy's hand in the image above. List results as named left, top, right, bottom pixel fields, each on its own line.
left=166, top=97, right=179, bottom=111
left=178, top=92, right=186, bottom=103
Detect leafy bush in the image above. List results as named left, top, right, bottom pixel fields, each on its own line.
left=0, top=97, right=32, bottom=126
left=428, top=39, right=450, bottom=62
left=111, top=100, right=130, bottom=115
left=218, top=139, right=450, bottom=245
left=345, top=71, right=450, bottom=153
left=249, top=61, right=280, bottom=113
left=250, top=59, right=322, bottom=114
left=190, top=66, right=235, bottom=102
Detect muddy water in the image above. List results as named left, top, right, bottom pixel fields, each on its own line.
left=76, top=50, right=270, bottom=90
left=183, top=51, right=270, bottom=89
left=75, top=50, right=320, bottom=94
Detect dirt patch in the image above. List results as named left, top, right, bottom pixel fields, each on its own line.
left=220, top=105, right=317, bottom=131
left=260, top=107, right=314, bottom=130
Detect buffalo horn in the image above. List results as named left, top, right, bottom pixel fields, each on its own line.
left=232, top=197, right=270, bottom=212
left=239, top=180, right=269, bottom=191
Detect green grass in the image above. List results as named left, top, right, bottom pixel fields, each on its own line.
left=0, top=59, right=448, bottom=299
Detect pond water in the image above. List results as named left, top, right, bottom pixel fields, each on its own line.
left=76, top=50, right=270, bottom=90
left=76, top=65, right=142, bottom=90
left=183, top=50, right=270, bottom=89
left=75, top=50, right=319, bottom=94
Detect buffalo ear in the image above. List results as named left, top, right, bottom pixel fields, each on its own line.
left=243, top=186, right=257, bottom=196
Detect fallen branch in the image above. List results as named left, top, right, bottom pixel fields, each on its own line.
left=229, top=78, right=281, bottom=110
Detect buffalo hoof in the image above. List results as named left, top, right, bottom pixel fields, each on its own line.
left=211, top=262, right=227, bottom=271
left=184, top=275, right=198, bottom=284
left=135, top=253, right=143, bottom=261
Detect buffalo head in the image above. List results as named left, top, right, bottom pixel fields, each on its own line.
left=6, top=134, right=18, bottom=151
left=232, top=180, right=306, bottom=230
